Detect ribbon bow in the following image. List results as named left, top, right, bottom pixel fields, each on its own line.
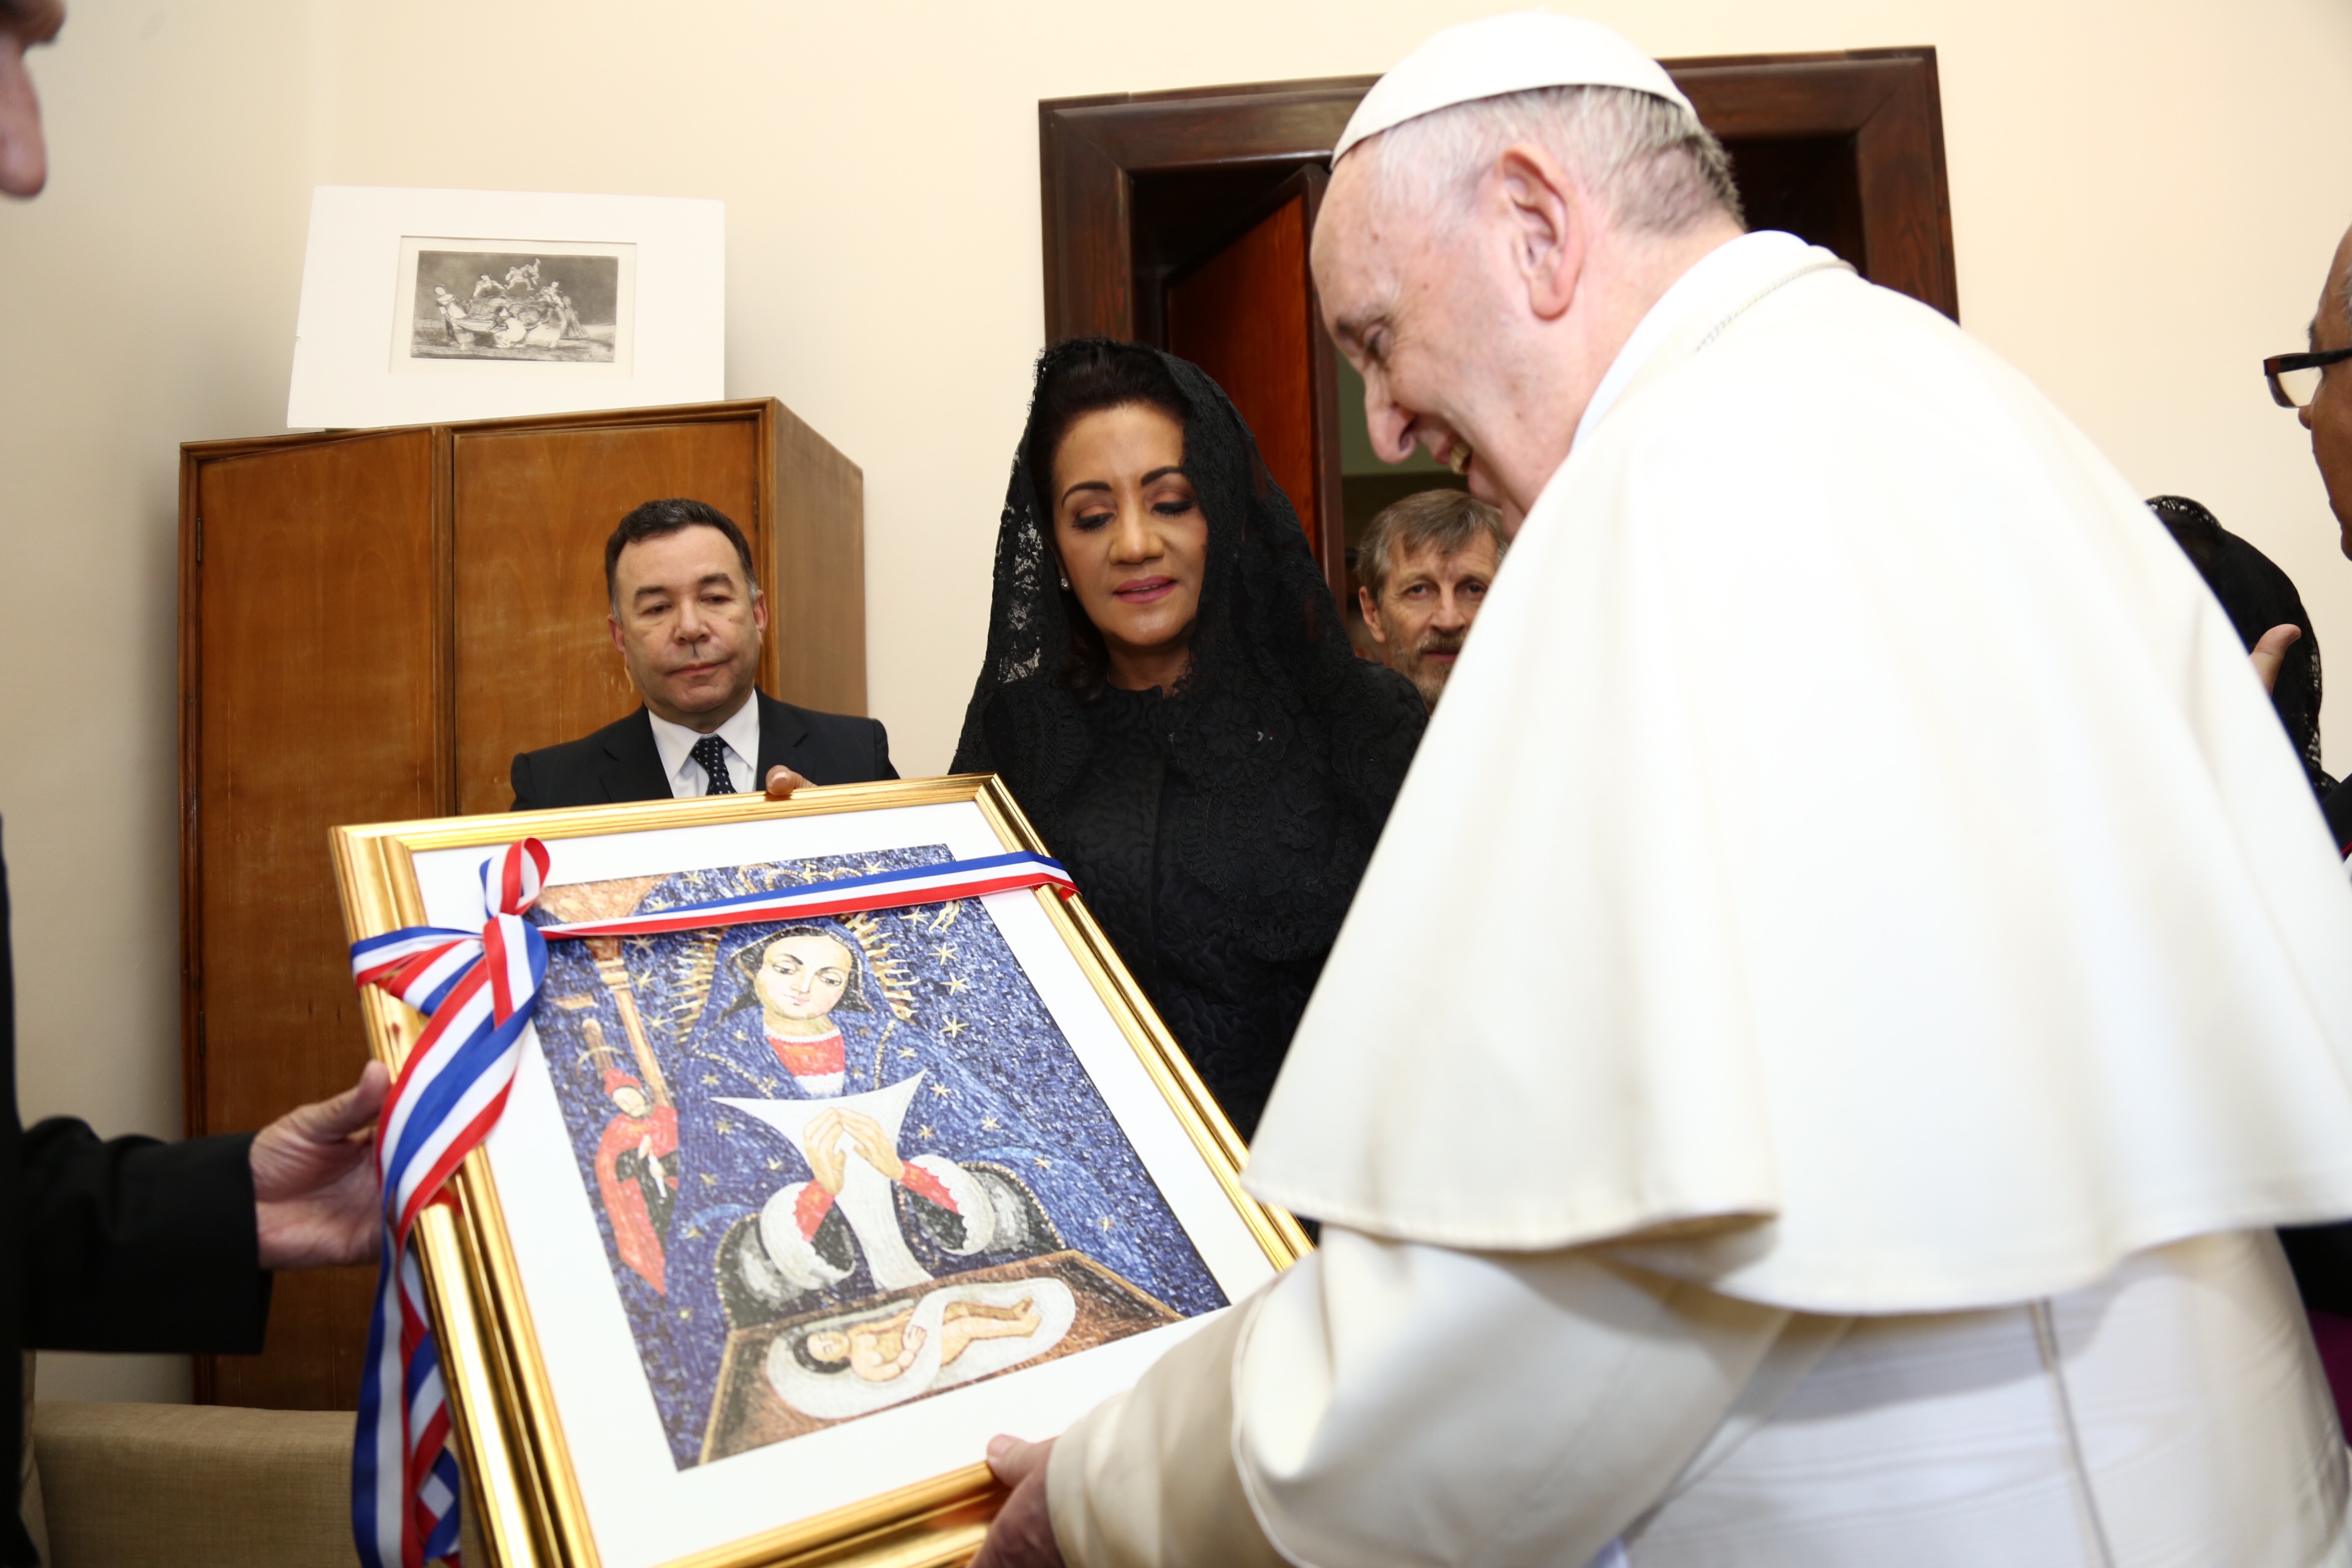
left=349, top=840, right=549, bottom=1568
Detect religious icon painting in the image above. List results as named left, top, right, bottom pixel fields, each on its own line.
left=333, top=777, right=1301, bottom=1568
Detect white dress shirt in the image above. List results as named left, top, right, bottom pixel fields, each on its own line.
left=645, top=696, right=760, bottom=797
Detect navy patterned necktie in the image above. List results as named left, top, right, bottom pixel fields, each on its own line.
left=690, top=734, right=735, bottom=796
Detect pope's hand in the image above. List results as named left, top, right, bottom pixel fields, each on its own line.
left=252, top=1061, right=391, bottom=1270
left=764, top=766, right=811, bottom=801
left=836, top=1110, right=906, bottom=1183
left=971, top=1435, right=1062, bottom=1568
left=2252, top=623, right=2302, bottom=693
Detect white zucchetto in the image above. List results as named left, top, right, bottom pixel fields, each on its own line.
left=1331, top=11, right=1696, bottom=162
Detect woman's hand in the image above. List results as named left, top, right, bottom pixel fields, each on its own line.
left=836, top=1110, right=907, bottom=1183
left=803, top=1109, right=850, bottom=1195
left=970, top=1436, right=1063, bottom=1568
left=2253, top=623, right=2302, bottom=693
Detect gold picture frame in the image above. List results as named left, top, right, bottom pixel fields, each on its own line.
left=333, top=775, right=1306, bottom=1568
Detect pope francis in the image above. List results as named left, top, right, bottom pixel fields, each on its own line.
left=973, top=14, right=2352, bottom=1567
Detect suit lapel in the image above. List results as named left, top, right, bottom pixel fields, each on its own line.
left=753, top=692, right=811, bottom=785
left=598, top=710, right=674, bottom=804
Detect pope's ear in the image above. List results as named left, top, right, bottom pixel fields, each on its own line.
left=1494, top=143, right=1583, bottom=322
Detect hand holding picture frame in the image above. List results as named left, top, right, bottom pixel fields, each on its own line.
left=333, top=777, right=1303, bottom=1568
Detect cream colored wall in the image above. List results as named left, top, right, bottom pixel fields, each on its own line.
left=3, top=0, right=2346, bottom=1401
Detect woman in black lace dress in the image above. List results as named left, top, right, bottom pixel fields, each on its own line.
left=952, top=339, right=1427, bottom=1139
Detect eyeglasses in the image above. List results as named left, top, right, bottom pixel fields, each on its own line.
left=2265, top=348, right=2352, bottom=409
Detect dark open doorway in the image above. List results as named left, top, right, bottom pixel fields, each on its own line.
left=1039, top=50, right=1956, bottom=614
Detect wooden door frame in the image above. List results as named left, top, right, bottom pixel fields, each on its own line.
left=1161, top=164, right=1348, bottom=604
left=1039, top=48, right=1958, bottom=345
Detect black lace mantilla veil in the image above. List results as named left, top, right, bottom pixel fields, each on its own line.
left=952, top=342, right=1427, bottom=1112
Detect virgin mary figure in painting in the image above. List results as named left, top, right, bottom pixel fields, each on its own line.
left=693, top=918, right=1114, bottom=1327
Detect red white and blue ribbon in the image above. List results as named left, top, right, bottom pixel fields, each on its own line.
left=346, top=842, right=1076, bottom=1568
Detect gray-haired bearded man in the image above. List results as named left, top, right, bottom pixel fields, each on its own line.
left=1355, top=488, right=1507, bottom=709
left=973, top=13, right=2352, bottom=1568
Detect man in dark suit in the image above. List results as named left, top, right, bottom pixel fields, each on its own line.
left=510, top=497, right=896, bottom=810
left=2, top=13, right=388, bottom=1562
left=0, top=828, right=388, bottom=1564
left=0, top=0, right=60, bottom=198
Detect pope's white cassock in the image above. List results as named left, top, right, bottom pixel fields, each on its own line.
left=1041, top=21, right=2352, bottom=1568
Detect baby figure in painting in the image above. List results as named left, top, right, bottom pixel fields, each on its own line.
left=803, top=1294, right=1043, bottom=1385
left=764, top=1276, right=1081, bottom=1422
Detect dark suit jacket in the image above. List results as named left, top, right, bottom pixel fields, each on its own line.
left=0, top=831, right=270, bottom=1564
left=2285, top=788, right=2352, bottom=1319
left=508, top=690, right=897, bottom=811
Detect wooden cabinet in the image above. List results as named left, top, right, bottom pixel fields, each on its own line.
left=178, top=399, right=864, bottom=1408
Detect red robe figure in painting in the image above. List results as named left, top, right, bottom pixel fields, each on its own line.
left=594, top=1071, right=679, bottom=1293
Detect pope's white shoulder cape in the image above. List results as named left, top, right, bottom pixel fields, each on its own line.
left=1246, top=239, right=2352, bottom=1313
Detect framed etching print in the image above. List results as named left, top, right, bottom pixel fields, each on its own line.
left=393, top=238, right=636, bottom=374
left=333, top=777, right=1302, bottom=1568
left=288, top=186, right=723, bottom=429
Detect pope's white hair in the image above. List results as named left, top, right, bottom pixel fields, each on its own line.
left=1365, top=85, right=1743, bottom=237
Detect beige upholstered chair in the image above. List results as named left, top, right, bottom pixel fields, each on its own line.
left=30, top=1403, right=481, bottom=1567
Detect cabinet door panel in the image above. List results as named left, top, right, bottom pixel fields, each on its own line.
left=193, top=429, right=439, bottom=1408
left=451, top=420, right=763, bottom=813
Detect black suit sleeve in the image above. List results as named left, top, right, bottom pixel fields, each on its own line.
left=20, top=1119, right=271, bottom=1353
left=872, top=719, right=899, bottom=781
left=2323, top=778, right=2352, bottom=858
left=510, top=750, right=541, bottom=812
left=2281, top=1222, right=2352, bottom=1316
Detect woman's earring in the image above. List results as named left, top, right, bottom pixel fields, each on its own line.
left=1058, top=573, right=1071, bottom=590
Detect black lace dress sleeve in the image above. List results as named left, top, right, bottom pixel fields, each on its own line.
left=1039, top=671, right=1420, bottom=1140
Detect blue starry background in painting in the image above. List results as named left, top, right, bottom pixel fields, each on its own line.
left=531, top=843, right=1227, bottom=1469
